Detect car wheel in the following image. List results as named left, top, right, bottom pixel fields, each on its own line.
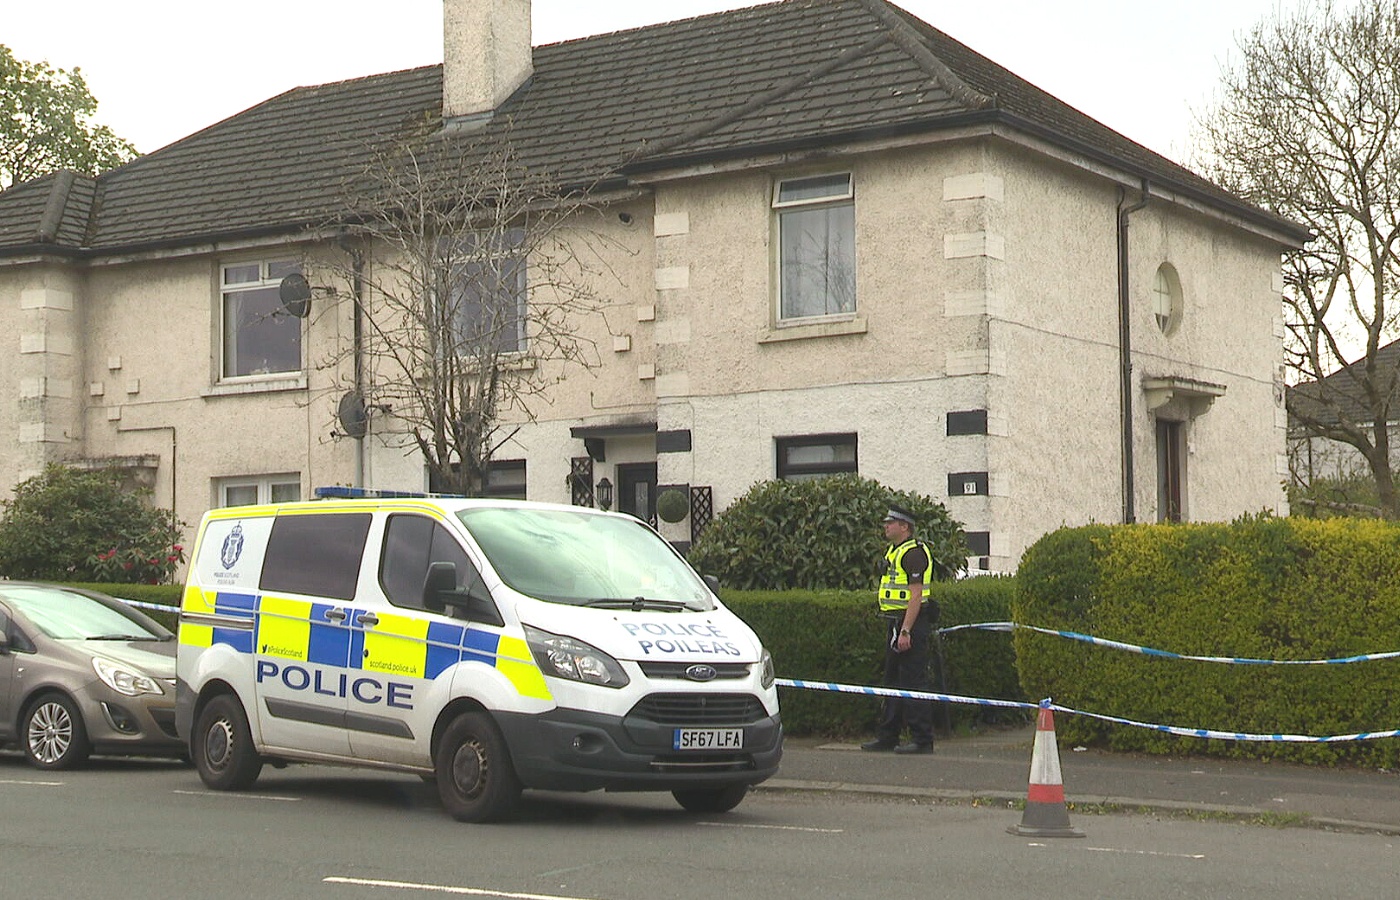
left=193, top=694, right=263, bottom=790
left=672, top=783, right=749, bottom=813
left=23, top=693, right=91, bottom=770
left=435, top=711, right=520, bottom=822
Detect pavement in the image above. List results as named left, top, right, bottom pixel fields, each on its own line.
left=762, top=725, right=1400, bottom=835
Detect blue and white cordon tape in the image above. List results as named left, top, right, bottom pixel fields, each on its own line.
left=773, top=678, right=1400, bottom=744
left=939, top=621, right=1400, bottom=666
left=117, top=598, right=181, bottom=615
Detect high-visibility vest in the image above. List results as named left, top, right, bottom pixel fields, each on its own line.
left=878, top=539, right=931, bottom=613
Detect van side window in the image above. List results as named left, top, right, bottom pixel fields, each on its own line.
left=260, top=513, right=372, bottom=600
left=380, top=514, right=480, bottom=611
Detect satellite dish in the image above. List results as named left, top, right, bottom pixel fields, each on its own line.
left=279, top=273, right=312, bottom=318
left=336, top=391, right=368, bottom=439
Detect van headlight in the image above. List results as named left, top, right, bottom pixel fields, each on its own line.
left=524, top=626, right=629, bottom=688
left=92, top=657, right=163, bottom=697
left=760, top=649, right=775, bottom=689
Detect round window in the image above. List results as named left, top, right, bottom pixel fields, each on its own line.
left=1153, top=263, right=1183, bottom=336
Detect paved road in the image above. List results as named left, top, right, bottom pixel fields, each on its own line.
left=3, top=752, right=1397, bottom=900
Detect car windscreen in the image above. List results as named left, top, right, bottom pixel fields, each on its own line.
left=456, top=507, right=715, bottom=610
left=0, top=586, right=167, bottom=640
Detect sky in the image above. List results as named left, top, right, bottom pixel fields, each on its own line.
left=5, top=0, right=1293, bottom=164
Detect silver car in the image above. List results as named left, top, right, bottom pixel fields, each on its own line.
left=0, top=581, right=183, bottom=769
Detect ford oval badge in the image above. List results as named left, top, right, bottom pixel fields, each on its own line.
left=686, top=664, right=719, bottom=682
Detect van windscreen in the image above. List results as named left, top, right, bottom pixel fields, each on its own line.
left=456, top=508, right=714, bottom=610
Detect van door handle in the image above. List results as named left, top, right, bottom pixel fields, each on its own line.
left=324, top=609, right=347, bottom=623
left=356, top=613, right=379, bottom=627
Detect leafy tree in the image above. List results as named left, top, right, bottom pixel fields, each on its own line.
left=687, top=475, right=969, bottom=591
left=0, top=465, right=184, bottom=584
left=1, top=45, right=136, bottom=190
left=1194, top=0, right=1400, bottom=517
left=313, top=123, right=614, bottom=495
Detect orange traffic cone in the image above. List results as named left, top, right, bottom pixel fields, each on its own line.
left=1007, top=705, right=1084, bottom=838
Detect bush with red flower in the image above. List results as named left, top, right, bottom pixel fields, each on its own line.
left=0, top=464, right=185, bottom=584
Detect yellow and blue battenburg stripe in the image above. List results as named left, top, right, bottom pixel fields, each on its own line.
left=180, top=589, right=549, bottom=699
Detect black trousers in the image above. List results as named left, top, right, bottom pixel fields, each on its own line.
left=875, top=611, right=934, bottom=745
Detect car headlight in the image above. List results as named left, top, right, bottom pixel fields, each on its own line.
left=760, top=649, right=775, bottom=689
left=92, top=657, right=164, bottom=697
left=524, top=625, right=629, bottom=688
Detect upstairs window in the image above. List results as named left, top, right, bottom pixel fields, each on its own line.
left=1153, top=263, right=1183, bottom=336
left=221, top=259, right=303, bottom=378
left=774, top=174, right=856, bottom=321
left=448, top=229, right=527, bottom=356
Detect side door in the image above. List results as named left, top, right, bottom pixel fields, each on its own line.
left=617, top=462, right=658, bottom=525
left=347, top=512, right=496, bottom=765
left=253, top=511, right=373, bottom=758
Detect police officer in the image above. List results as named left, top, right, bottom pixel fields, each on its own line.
left=861, top=503, right=936, bottom=754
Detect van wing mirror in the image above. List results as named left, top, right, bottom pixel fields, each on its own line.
left=422, top=561, right=505, bottom=627
left=422, top=562, right=457, bottom=613
left=703, top=574, right=722, bottom=599
left=0, top=629, right=9, bottom=655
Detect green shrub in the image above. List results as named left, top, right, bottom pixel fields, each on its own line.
left=656, top=488, right=689, bottom=523
left=1013, top=518, right=1400, bottom=766
left=723, top=575, right=1026, bottom=736
left=0, top=465, right=185, bottom=584
left=688, top=475, right=968, bottom=590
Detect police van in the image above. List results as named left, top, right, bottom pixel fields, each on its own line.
left=174, top=488, right=781, bottom=821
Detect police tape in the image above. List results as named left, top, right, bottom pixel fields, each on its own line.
left=939, top=621, right=1400, bottom=666
left=115, top=598, right=181, bottom=614
left=773, top=677, right=1400, bottom=744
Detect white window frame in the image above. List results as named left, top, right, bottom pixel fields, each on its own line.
left=220, top=259, right=304, bottom=381
left=773, top=173, right=857, bottom=323
left=1153, top=263, right=1183, bottom=336
left=217, top=475, right=302, bottom=508
left=447, top=229, right=528, bottom=357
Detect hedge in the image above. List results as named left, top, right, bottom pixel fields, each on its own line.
left=1013, top=517, right=1400, bottom=767
left=723, top=576, right=1026, bottom=736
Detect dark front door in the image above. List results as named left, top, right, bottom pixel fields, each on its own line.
left=617, top=463, right=658, bottom=525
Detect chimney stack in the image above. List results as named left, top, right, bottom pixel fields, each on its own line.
left=443, top=0, right=533, bottom=125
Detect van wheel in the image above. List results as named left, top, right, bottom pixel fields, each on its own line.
left=193, top=695, right=263, bottom=790
left=673, top=784, right=748, bottom=813
left=435, top=711, right=520, bottom=822
left=23, top=693, right=91, bottom=770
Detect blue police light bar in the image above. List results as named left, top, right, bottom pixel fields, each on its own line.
left=313, top=486, right=467, bottom=500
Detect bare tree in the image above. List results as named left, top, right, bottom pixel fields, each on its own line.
left=1194, top=0, right=1400, bottom=517
left=313, top=123, right=617, bottom=495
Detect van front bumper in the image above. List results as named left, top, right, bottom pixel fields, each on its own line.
left=496, top=703, right=782, bottom=793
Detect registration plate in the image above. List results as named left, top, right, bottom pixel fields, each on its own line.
left=673, top=728, right=744, bottom=751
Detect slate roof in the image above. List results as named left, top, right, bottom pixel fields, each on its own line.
left=1288, top=340, right=1400, bottom=431
left=0, top=0, right=1310, bottom=260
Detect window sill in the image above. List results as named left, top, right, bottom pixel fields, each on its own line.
left=203, top=373, right=308, bottom=397
left=758, top=316, right=867, bottom=345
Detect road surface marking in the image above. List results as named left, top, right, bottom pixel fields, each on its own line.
left=696, top=821, right=843, bottom=833
left=323, top=877, right=597, bottom=899
left=172, top=789, right=300, bottom=802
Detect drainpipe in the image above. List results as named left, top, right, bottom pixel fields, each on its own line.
left=338, top=237, right=367, bottom=488
left=1117, top=180, right=1149, bottom=524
